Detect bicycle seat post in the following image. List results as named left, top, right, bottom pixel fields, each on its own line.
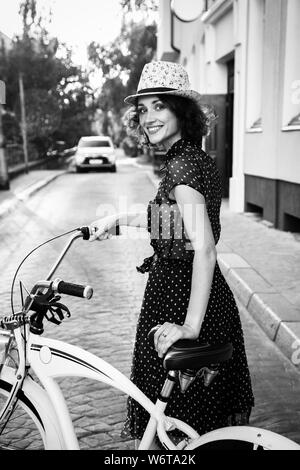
left=139, top=370, right=177, bottom=450
left=160, top=370, right=177, bottom=402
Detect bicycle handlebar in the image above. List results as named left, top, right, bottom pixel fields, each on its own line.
left=79, top=223, right=120, bottom=240
left=6, top=224, right=121, bottom=332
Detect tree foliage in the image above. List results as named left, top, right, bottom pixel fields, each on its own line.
left=88, top=22, right=156, bottom=102
left=0, top=0, right=96, bottom=157
left=88, top=11, right=157, bottom=143
left=120, top=0, right=158, bottom=13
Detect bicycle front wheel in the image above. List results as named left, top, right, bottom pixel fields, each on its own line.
left=185, top=426, right=300, bottom=450
left=0, top=368, right=65, bottom=450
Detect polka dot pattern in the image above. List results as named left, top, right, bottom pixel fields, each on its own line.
left=122, top=139, right=254, bottom=441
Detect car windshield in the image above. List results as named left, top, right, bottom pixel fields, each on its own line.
left=79, top=140, right=111, bottom=148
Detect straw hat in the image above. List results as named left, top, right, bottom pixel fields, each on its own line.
left=124, top=61, right=202, bottom=106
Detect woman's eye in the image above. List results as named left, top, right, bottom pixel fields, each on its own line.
left=155, top=102, right=165, bottom=111
left=138, top=108, right=146, bottom=115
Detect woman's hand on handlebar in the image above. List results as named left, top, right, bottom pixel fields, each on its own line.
left=89, top=215, right=119, bottom=242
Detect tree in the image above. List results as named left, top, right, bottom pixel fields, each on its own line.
left=0, top=0, right=96, bottom=160
left=120, top=0, right=158, bottom=13
left=88, top=13, right=157, bottom=143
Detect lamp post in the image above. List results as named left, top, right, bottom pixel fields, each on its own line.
left=19, top=73, right=29, bottom=174
left=0, top=102, right=10, bottom=190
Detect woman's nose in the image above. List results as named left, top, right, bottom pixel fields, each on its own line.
left=142, top=108, right=156, bottom=123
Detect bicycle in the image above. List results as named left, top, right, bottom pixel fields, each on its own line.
left=0, top=226, right=300, bottom=450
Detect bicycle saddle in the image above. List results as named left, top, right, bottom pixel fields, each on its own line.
left=163, top=340, right=233, bottom=371
left=148, top=326, right=233, bottom=371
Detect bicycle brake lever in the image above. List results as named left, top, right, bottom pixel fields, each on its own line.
left=46, top=302, right=71, bottom=325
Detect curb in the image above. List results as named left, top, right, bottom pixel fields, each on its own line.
left=145, top=170, right=300, bottom=371
left=0, top=171, right=67, bottom=221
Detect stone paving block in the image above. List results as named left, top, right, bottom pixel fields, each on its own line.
left=216, top=240, right=232, bottom=253
left=226, top=267, right=276, bottom=308
left=247, top=294, right=281, bottom=341
left=247, top=293, right=300, bottom=342
left=256, top=293, right=300, bottom=322
left=80, top=432, right=113, bottom=449
left=101, top=439, right=135, bottom=451
left=275, top=322, right=300, bottom=372
left=218, top=252, right=251, bottom=269
left=81, top=422, right=113, bottom=434
left=218, top=252, right=251, bottom=276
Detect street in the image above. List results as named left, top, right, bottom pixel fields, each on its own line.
left=1, top=160, right=300, bottom=450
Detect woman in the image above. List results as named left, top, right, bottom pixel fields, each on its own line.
left=90, top=61, right=254, bottom=447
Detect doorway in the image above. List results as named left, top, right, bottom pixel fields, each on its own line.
left=225, top=59, right=234, bottom=196
left=202, top=58, right=235, bottom=197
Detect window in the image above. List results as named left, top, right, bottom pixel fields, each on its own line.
left=282, top=0, right=300, bottom=130
left=246, top=0, right=265, bottom=131
left=78, top=138, right=113, bottom=148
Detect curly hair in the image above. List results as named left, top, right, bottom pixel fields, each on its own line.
left=123, top=94, right=216, bottom=147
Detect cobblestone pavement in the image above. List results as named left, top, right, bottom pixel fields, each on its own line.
left=0, top=163, right=300, bottom=450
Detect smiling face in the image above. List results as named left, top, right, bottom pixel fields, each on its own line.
left=137, top=95, right=182, bottom=150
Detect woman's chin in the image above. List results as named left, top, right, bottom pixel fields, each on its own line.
left=148, top=136, right=162, bottom=146
left=148, top=132, right=165, bottom=146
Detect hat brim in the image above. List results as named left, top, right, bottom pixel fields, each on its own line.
left=124, top=89, right=202, bottom=106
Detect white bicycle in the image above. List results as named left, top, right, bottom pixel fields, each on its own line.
left=0, top=226, right=299, bottom=450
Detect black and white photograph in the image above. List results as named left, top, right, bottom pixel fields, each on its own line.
left=0, top=0, right=300, bottom=453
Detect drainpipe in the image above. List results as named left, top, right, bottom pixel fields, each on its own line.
left=171, top=10, right=180, bottom=55
left=0, top=103, right=10, bottom=190
left=19, top=73, right=29, bottom=174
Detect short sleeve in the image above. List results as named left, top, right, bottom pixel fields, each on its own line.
left=166, top=156, right=211, bottom=202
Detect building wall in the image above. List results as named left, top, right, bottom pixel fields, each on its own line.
left=157, top=0, right=300, bottom=231
left=243, top=0, right=300, bottom=229
left=0, top=31, right=11, bottom=49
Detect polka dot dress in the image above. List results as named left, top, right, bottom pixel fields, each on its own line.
left=122, top=138, right=254, bottom=441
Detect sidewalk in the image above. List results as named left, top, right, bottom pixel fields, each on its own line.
left=143, top=166, right=300, bottom=372
left=0, top=169, right=66, bottom=220
left=1, top=165, right=300, bottom=373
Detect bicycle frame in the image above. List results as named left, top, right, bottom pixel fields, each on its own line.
left=26, top=331, right=198, bottom=450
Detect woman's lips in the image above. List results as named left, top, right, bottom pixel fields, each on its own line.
left=147, top=125, right=163, bottom=135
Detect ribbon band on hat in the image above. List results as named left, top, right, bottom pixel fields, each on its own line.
left=137, top=87, right=177, bottom=95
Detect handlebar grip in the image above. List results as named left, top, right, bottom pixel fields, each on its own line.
left=56, top=280, right=93, bottom=299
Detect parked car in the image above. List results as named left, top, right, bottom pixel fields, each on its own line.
left=74, top=136, right=117, bottom=173
left=46, top=141, right=67, bottom=158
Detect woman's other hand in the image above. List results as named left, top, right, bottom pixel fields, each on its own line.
left=153, top=322, right=197, bottom=358
left=89, top=215, right=118, bottom=242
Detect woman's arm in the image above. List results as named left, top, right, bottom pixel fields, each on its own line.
left=154, top=184, right=217, bottom=357
left=118, top=211, right=148, bottom=229
left=177, top=185, right=217, bottom=338
left=89, top=211, right=148, bottom=241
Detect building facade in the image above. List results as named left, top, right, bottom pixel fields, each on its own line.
left=0, top=30, right=12, bottom=51
left=157, top=0, right=300, bottom=231
left=0, top=31, right=13, bottom=189
left=0, top=31, right=12, bottom=105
